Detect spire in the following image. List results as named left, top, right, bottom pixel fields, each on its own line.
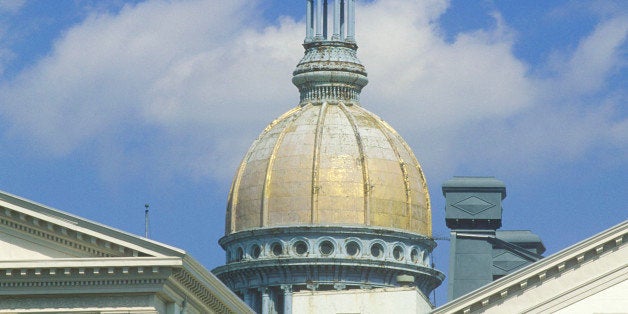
left=293, top=0, right=368, bottom=105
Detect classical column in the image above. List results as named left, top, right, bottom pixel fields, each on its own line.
left=315, top=0, right=324, bottom=39
left=347, top=0, right=355, bottom=42
left=306, top=0, right=314, bottom=42
left=322, top=0, right=328, bottom=38
left=340, top=0, right=346, bottom=39
left=332, top=0, right=340, bottom=40
left=260, top=287, right=270, bottom=314
left=281, top=285, right=293, bottom=314
left=242, top=289, right=252, bottom=308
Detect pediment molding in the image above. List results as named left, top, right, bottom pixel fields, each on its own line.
left=0, top=191, right=184, bottom=259
left=1, top=207, right=138, bottom=258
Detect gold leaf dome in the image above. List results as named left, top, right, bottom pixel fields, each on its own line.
left=225, top=101, right=432, bottom=236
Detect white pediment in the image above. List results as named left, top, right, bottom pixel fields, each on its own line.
left=0, top=228, right=78, bottom=259
left=554, top=279, right=628, bottom=313
left=0, top=191, right=186, bottom=260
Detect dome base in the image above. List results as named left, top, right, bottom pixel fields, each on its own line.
left=213, top=226, right=444, bottom=298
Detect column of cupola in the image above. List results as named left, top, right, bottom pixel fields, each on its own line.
left=306, top=0, right=355, bottom=43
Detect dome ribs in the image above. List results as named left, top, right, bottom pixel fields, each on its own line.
left=376, top=119, right=432, bottom=235
left=261, top=107, right=307, bottom=228
left=227, top=102, right=432, bottom=234
left=310, top=102, right=329, bottom=224
left=361, top=107, right=413, bottom=231
left=230, top=106, right=302, bottom=232
left=338, top=102, right=371, bottom=226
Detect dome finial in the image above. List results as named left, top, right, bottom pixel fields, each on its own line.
left=294, top=0, right=367, bottom=105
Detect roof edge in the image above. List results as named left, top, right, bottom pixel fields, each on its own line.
left=0, top=189, right=186, bottom=257
left=433, top=220, right=627, bottom=313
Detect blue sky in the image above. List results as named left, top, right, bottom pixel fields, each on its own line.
left=0, top=0, right=626, bottom=306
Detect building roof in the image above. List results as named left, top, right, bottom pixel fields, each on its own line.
left=0, top=190, right=253, bottom=313
left=433, top=220, right=628, bottom=313
left=225, top=102, right=432, bottom=235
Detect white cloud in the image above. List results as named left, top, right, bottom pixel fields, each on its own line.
left=0, top=0, right=626, bottom=185
left=356, top=0, right=627, bottom=178
left=0, top=0, right=25, bottom=14
left=0, top=0, right=301, bottom=180
left=542, top=15, right=628, bottom=98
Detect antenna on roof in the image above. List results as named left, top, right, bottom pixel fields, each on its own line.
left=144, top=203, right=150, bottom=238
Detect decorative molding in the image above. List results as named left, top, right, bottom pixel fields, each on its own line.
left=173, top=269, right=234, bottom=314
left=0, top=295, right=154, bottom=310
left=0, top=191, right=186, bottom=258
left=522, top=264, right=628, bottom=313
left=219, top=228, right=434, bottom=267
left=215, top=259, right=442, bottom=298
left=0, top=205, right=143, bottom=258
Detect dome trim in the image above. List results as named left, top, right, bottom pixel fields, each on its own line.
left=311, top=102, right=329, bottom=224
left=338, top=102, right=371, bottom=225
left=227, top=150, right=253, bottom=234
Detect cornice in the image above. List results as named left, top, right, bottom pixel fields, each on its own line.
left=165, top=261, right=254, bottom=314
left=220, top=225, right=436, bottom=248
left=182, top=257, right=255, bottom=314
left=0, top=256, right=182, bottom=270
left=0, top=258, right=178, bottom=295
left=0, top=257, right=253, bottom=313
left=213, top=256, right=441, bottom=278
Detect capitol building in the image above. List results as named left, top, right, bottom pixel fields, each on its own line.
left=0, top=1, right=625, bottom=313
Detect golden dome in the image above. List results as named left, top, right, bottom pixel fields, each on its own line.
left=225, top=101, right=432, bottom=236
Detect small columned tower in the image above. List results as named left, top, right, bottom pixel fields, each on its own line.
left=213, top=1, right=444, bottom=313
left=293, top=0, right=367, bottom=105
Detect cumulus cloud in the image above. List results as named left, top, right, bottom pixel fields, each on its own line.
left=0, top=0, right=626, bottom=185
left=0, top=0, right=301, bottom=180
left=356, top=0, right=627, bottom=177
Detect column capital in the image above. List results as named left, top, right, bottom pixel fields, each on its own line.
left=280, top=284, right=293, bottom=293
left=306, top=282, right=319, bottom=291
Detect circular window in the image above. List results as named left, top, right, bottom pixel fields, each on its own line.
left=319, top=240, right=335, bottom=256
left=251, top=244, right=261, bottom=259
left=411, top=248, right=420, bottom=263
left=370, top=243, right=384, bottom=258
left=346, top=241, right=360, bottom=256
left=294, top=241, right=308, bottom=256
left=235, top=247, right=244, bottom=262
left=271, top=242, right=283, bottom=256
left=393, top=246, right=404, bottom=261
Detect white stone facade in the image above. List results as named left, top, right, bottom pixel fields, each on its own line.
left=292, top=286, right=433, bottom=314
